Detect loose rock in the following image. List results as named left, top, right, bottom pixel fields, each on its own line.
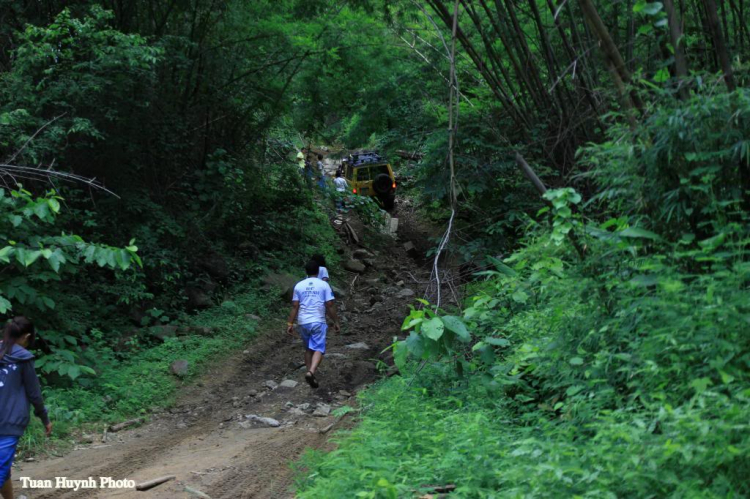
left=344, top=260, right=367, bottom=273
left=170, top=360, right=189, bottom=377
left=403, top=241, right=418, bottom=257
left=245, top=415, right=281, bottom=427
left=353, top=249, right=375, bottom=260
left=396, top=288, right=415, bottom=299
left=331, top=284, right=348, bottom=299
left=264, top=380, right=279, bottom=390
left=149, top=325, right=178, bottom=342
left=279, top=379, right=299, bottom=389
left=312, top=404, right=331, bottom=417
left=186, top=287, right=213, bottom=309
left=345, top=342, right=370, bottom=350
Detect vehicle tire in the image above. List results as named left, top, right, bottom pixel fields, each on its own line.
left=372, top=173, right=392, bottom=195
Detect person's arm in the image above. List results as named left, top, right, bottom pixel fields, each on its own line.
left=325, top=300, right=340, bottom=333
left=21, top=360, right=52, bottom=436
left=319, top=267, right=330, bottom=281
left=287, top=301, right=300, bottom=335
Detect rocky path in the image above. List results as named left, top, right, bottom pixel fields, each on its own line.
left=14, top=207, right=434, bottom=499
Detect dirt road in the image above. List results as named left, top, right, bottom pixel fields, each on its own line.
left=14, top=207, right=434, bottom=499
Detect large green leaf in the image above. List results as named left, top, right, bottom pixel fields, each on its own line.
left=0, top=296, right=11, bottom=314
left=47, top=249, right=66, bottom=272
left=0, top=246, right=13, bottom=264
left=487, top=256, right=517, bottom=277
left=421, top=317, right=445, bottom=341
left=405, top=331, right=425, bottom=358
left=441, top=315, right=471, bottom=342
left=618, top=227, right=661, bottom=240
left=393, top=341, right=408, bottom=373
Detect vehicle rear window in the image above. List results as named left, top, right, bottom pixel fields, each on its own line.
left=355, top=165, right=389, bottom=181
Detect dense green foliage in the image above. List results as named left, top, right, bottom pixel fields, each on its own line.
left=297, top=87, right=750, bottom=496
left=1, top=0, right=748, bottom=495
left=0, top=0, right=344, bottom=438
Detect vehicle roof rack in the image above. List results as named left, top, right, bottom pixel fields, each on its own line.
left=349, top=150, right=385, bottom=166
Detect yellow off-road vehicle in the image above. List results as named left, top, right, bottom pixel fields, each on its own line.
left=343, top=151, right=396, bottom=210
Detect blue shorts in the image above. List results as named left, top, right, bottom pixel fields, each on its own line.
left=0, top=435, right=19, bottom=487
left=298, top=322, right=327, bottom=353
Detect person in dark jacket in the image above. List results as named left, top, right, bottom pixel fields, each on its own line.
left=0, top=317, right=52, bottom=499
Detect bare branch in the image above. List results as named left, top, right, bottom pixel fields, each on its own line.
left=0, top=163, right=120, bottom=198
left=5, top=114, right=65, bottom=165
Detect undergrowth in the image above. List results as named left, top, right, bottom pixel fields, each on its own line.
left=294, top=91, right=750, bottom=498
left=18, top=284, right=275, bottom=456
left=295, top=237, right=750, bottom=497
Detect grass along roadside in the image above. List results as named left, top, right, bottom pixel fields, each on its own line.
left=295, top=357, right=750, bottom=498
left=17, top=285, right=276, bottom=458
left=16, top=193, right=344, bottom=459
left=293, top=226, right=750, bottom=497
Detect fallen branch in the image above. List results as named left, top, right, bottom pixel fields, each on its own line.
left=135, top=475, right=175, bottom=491
left=5, top=115, right=64, bottom=165
left=319, top=423, right=335, bottom=434
left=344, top=222, right=360, bottom=245
left=108, top=418, right=144, bottom=433
left=184, top=485, right=212, bottom=498
left=395, top=150, right=424, bottom=161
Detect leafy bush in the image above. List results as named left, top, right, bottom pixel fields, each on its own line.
left=296, top=90, right=750, bottom=498
left=0, top=187, right=140, bottom=382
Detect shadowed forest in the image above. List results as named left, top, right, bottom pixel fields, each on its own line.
left=0, top=0, right=748, bottom=497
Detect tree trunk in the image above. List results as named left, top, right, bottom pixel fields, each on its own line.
left=502, top=0, right=552, bottom=110
left=626, top=0, right=635, bottom=72
left=544, top=0, right=603, bottom=129
left=702, top=0, right=736, bottom=90
left=663, top=0, right=690, bottom=99
left=727, top=0, right=746, bottom=52
left=578, top=0, right=644, bottom=113
left=425, top=0, right=529, bottom=129
left=464, top=0, right=535, bottom=115
left=477, top=0, right=538, bottom=112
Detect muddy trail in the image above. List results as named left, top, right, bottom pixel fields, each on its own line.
left=14, top=203, right=438, bottom=499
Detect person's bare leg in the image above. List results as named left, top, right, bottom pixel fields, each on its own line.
left=309, top=351, right=324, bottom=374
left=305, top=349, right=313, bottom=371
left=1, top=478, right=13, bottom=499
